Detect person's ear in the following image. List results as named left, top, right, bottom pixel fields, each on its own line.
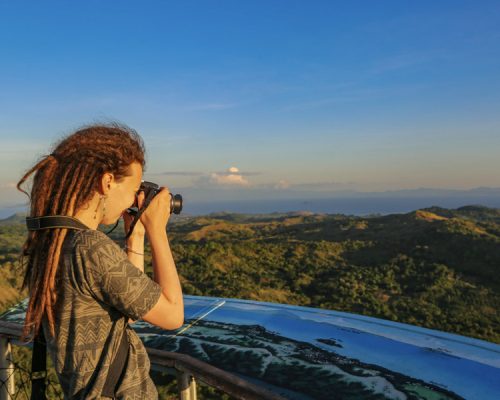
left=100, top=172, right=115, bottom=195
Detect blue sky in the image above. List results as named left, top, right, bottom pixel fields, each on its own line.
left=1, top=1, right=499, bottom=211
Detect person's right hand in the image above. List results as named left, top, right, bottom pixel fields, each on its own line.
left=140, top=187, right=172, bottom=235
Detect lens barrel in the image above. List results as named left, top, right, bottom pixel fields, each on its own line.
left=170, top=194, right=183, bottom=214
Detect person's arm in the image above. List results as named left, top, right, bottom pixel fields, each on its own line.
left=123, top=191, right=146, bottom=272
left=126, top=234, right=145, bottom=272
left=123, top=199, right=147, bottom=324
left=124, top=233, right=145, bottom=324
left=140, top=187, right=184, bottom=330
left=142, top=228, right=184, bottom=329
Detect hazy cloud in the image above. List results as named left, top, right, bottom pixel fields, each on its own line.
left=0, top=182, right=18, bottom=189
left=213, top=169, right=260, bottom=177
left=260, top=180, right=358, bottom=192
left=186, top=103, right=237, bottom=111
left=274, top=180, right=290, bottom=189
left=281, top=93, right=374, bottom=112
left=150, top=169, right=260, bottom=177
left=287, top=181, right=358, bottom=191
left=370, top=53, right=431, bottom=75
left=152, top=171, right=204, bottom=177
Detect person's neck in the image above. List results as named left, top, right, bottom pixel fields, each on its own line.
left=73, top=212, right=99, bottom=230
left=73, top=196, right=101, bottom=230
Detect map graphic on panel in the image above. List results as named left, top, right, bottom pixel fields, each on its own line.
left=1, top=296, right=499, bottom=400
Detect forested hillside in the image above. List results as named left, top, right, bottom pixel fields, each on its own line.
left=1, top=206, right=499, bottom=343
left=0, top=221, right=27, bottom=311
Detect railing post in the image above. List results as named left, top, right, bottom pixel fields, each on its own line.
left=189, top=374, right=197, bottom=400
left=0, top=337, right=14, bottom=400
left=176, top=370, right=197, bottom=400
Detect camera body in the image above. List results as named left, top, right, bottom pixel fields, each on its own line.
left=127, top=181, right=183, bottom=216
left=140, top=181, right=183, bottom=215
left=122, top=181, right=182, bottom=238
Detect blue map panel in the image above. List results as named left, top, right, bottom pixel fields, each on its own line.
left=1, top=296, right=499, bottom=399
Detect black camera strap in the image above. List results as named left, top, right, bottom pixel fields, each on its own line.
left=26, top=215, right=90, bottom=231
left=124, top=187, right=157, bottom=239
left=31, top=328, right=47, bottom=400
left=26, top=215, right=129, bottom=399
left=101, top=324, right=129, bottom=398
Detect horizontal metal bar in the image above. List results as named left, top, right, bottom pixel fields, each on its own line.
left=147, top=348, right=284, bottom=400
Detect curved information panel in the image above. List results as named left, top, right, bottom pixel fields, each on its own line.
left=2, top=296, right=499, bottom=399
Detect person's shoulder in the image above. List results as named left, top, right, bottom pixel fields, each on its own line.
left=72, top=228, right=109, bottom=242
left=72, top=229, right=119, bottom=253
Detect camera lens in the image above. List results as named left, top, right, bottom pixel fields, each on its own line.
left=170, top=194, right=183, bottom=214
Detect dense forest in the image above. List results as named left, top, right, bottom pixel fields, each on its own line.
left=1, top=205, right=499, bottom=344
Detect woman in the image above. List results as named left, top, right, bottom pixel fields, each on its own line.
left=17, top=124, right=184, bottom=399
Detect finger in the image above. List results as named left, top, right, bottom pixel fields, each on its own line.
left=156, top=187, right=171, bottom=203
left=137, top=191, right=146, bottom=208
left=159, top=187, right=172, bottom=212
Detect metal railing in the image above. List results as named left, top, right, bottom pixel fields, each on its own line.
left=0, top=321, right=284, bottom=400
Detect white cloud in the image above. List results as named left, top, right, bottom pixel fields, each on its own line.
left=194, top=166, right=251, bottom=187
left=209, top=172, right=249, bottom=186
left=214, top=169, right=260, bottom=177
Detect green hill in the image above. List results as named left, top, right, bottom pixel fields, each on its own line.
left=0, top=212, right=27, bottom=226
left=1, top=206, right=499, bottom=343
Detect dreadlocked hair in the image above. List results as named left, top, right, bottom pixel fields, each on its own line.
left=17, top=123, right=145, bottom=340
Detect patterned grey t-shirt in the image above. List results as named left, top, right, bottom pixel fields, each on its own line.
left=42, top=229, right=163, bottom=400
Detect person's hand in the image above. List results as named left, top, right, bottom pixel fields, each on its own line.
left=123, top=191, right=146, bottom=237
left=140, top=187, right=172, bottom=235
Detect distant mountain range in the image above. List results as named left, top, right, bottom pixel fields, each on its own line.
left=336, top=186, right=500, bottom=198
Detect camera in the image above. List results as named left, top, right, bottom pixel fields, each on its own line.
left=124, top=181, right=182, bottom=238
left=127, top=181, right=183, bottom=216
left=140, top=181, right=183, bottom=215
left=113, top=181, right=183, bottom=239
